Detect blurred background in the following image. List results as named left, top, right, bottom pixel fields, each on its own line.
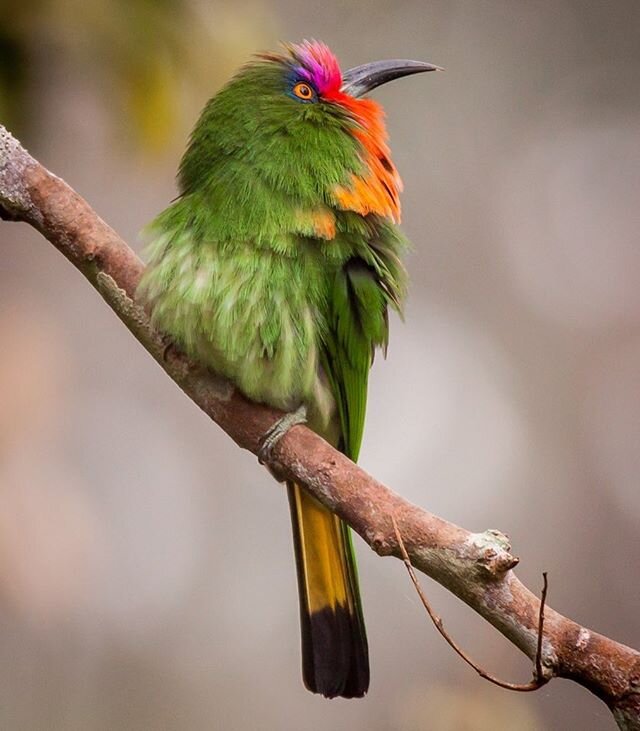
left=1, top=1, right=639, bottom=729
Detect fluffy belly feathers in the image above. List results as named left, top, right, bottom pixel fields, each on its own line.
left=141, top=238, right=336, bottom=426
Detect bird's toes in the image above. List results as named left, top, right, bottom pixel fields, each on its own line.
left=258, top=404, right=308, bottom=465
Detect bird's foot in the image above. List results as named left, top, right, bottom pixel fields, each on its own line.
left=258, top=405, right=307, bottom=465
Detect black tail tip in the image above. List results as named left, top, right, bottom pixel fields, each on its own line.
left=311, top=681, right=369, bottom=700
left=302, top=605, right=369, bottom=699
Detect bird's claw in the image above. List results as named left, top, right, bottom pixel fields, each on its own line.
left=258, top=405, right=308, bottom=464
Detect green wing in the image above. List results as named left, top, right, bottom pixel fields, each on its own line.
left=323, top=221, right=408, bottom=461
left=323, top=259, right=386, bottom=460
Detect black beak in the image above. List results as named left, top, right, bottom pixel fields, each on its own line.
left=341, top=59, right=442, bottom=98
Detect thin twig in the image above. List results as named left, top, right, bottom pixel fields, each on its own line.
left=392, top=515, right=550, bottom=692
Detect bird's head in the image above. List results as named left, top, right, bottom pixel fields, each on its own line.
left=179, top=41, right=439, bottom=227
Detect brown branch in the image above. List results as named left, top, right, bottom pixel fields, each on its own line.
left=2, top=124, right=639, bottom=729
left=392, top=515, right=549, bottom=692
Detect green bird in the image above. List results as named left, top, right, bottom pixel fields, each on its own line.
left=139, top=40, right=438, bottom=698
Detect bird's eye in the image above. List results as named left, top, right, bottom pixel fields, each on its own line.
left=292, top=82, right=315, bottom=101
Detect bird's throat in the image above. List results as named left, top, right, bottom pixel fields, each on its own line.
left=330, top=95, right=402, bottom=222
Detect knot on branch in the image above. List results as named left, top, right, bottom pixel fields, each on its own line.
left=466, top=529, right=519, bottom=577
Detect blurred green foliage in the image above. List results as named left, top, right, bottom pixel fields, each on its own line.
left=0, top=0, right=275, bottom=154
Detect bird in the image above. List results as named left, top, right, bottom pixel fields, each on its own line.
left=139, top=40, right=439, bottom=699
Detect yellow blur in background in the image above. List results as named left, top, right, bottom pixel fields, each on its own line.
left=1, top=1, right=639, bottom=729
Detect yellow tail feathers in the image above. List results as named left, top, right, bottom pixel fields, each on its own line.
left=287, top=482, right=369, bottom=698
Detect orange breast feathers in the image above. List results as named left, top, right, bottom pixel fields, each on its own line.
left=331, top=95, right=403, bottom=223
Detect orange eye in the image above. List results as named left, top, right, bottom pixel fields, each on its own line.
left=293, top=82, right=315, bottom=100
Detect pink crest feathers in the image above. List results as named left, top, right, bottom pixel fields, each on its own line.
left=287, top=40, right=342, bottom=97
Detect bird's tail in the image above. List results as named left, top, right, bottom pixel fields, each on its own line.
left=287, top=482, right=369, bottom=698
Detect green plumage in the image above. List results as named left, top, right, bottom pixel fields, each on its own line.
left=139, top=48, right=408, bottom=698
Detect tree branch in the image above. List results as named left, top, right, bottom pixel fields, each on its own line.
left=2, top=124, right=639, bottom=729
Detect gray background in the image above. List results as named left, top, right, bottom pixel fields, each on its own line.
left=1, top=1, right=639, bottom=729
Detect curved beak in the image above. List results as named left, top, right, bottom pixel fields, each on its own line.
left=341, top=59, right=442, bottom=98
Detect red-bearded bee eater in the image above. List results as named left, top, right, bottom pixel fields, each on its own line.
left=139, top=40, right=440, bottom=698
